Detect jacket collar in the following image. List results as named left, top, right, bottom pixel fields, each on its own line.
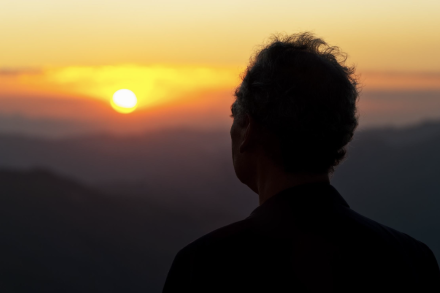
left=248, top=182, right=349, bottom=219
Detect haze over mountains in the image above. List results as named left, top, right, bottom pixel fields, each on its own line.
left=1, top=89, right=440, bottom=138
left=1, top=120, right=440, bottom=292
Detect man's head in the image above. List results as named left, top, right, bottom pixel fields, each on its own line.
left=230, top=32, right=359, bottom=186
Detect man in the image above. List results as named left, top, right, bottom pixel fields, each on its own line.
left=163, top=32, right=440, bottom=292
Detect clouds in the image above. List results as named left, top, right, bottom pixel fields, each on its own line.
left=44, top=64, right=241, bottom=107
left=0, top=68, right=42, bottom=76
left=0, top=64, right=242, bottom=108
left=360, top=71, right=440, bottom=91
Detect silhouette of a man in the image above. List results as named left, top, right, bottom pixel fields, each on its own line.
left=163, top=32, right=440, bottom=292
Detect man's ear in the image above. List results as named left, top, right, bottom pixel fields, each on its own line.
left=239, top=114, right=254, bottom=153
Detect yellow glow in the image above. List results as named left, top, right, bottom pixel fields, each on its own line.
left=111, top=89, right=137, bottom=114
left=18, top=64, right=242, bottom=109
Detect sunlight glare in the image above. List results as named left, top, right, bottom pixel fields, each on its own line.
left=111, top=89, right=137, bottom=114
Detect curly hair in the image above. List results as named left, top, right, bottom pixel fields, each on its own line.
left=232, top=32, right=359, bottom=174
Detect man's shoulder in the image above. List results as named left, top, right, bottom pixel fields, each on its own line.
left=340, top=205, right=440, bottom=288
left=164, top=218, right=257, bottom=292
left=335, top=204, right=433, bottom=256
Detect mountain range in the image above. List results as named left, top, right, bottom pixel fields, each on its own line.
left=1, top=120, right=440, bottom=291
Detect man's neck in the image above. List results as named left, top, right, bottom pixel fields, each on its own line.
left=256, top=168, right=330, bottom=205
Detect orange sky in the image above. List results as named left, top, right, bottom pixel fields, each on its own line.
left=1, top=66, right=439, bottom=136
left=1, top=0, right=440, bottom=136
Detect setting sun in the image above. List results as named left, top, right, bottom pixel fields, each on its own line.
left=111, top=89, right=138, bottom=114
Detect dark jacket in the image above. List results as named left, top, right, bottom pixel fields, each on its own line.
left=163, top=183, right=440, bottom=292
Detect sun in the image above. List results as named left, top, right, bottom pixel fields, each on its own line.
left=111, top=89, right=138, bottom=114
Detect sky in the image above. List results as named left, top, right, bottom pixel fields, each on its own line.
left=1, top=0, right=440, bottom=137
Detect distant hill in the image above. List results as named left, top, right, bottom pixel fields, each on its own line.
left=0, top=169, right=238, bottom=292
left=1, top=121, right=440, bottom=291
